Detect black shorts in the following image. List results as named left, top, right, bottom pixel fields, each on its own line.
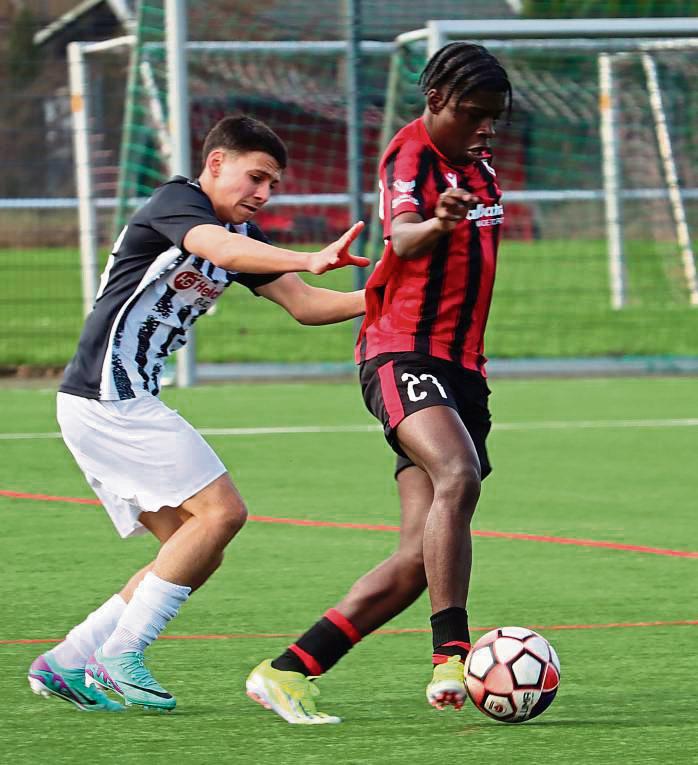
left=359, top=352, right=492, bottom=480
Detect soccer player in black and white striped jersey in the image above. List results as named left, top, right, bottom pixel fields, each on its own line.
left=27, top=116, right=368, bottom=712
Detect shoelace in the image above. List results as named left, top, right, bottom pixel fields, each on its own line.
left=122, top=653, right=162, bottom=690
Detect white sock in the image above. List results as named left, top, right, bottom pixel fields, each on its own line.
left=47, top=594, right=127, bottom=669
left=101, top=572, right=190, bottom=657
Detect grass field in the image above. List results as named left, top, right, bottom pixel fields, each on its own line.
left=2, top=239, right=697, bottom=366
left=1, top=377, right=696, bottom=764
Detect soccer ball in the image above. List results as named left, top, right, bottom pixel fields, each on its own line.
left=464, top=626, right=560, bottom=723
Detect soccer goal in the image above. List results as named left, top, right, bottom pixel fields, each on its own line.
left=374, top=18, right=698, bottom=307
left=70, top=11, right=698, bottom=380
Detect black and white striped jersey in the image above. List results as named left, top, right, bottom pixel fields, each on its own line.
left=60, top=176, right=280, bottom=401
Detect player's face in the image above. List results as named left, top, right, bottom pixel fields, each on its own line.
left=210, top=151, right=282, bottom=224
left=427, top=87, right=506, bottom=164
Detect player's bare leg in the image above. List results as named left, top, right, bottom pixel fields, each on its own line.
left=396, top=405, right=481, bottom=710
left=115, top=507, right=223, bottom=602
left=143, top=474, right=244, bottom=588
left=333, top=465, right=431, bottom=633
left=112, top=507, right=188, bottom=602
left=88, top=474, right=245, bottom=710
left=248, top=466, right=434, bottom=724
left=396, top=406, right=480, bottom=612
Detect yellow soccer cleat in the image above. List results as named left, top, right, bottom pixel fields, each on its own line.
left=426, top=655, right=467, bottom=711
left=246, top=659, right=341, bottom=725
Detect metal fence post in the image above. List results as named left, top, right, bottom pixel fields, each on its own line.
left=166, top=0, right=195, bottom=385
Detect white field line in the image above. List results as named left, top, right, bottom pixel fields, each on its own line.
left=1, top=418, right=698, bottom=441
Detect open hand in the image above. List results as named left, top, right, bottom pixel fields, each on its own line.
left=307, top=221, right=370, bottom=275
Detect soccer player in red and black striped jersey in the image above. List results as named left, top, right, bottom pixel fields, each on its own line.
left=247, top=43, right=512, bottom=723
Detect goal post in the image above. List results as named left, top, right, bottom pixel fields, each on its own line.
left=641, top=51, right=698, bottom=306
left=164, top=0, right=195, bottom=386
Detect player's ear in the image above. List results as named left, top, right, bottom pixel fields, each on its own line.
left=426, top=88, right=447, bottom=114
left=206, top=149, right=225, bottom=177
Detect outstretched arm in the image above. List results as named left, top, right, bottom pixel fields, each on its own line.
left=256, top=273, right=365, bottom=325
left=183, top=221, right=369, bottom=275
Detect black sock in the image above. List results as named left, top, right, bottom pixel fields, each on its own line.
left=271, top=609, right=362, bottom=676
left=430, top=607, right=471, bottom=663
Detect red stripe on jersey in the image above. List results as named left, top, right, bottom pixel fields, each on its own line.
left=356, top=118, right=502, bottom=375
left=377, top=360, right=405, bottom=428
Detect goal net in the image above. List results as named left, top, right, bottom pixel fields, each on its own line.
left=73, top=10, right=698, bottom=371
left=375, top=23, right=698, bottom=361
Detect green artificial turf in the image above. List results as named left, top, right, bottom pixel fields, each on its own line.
left=0, top=377, right=696, bottom=763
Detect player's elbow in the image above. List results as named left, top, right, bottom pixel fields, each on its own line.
left=391, top=232, right=417, bottom=259
left=294, top=307, right=330, bottom=326
left=281, top=299, right=312, bottom=325
left=287, top=286, right=323, bottom=325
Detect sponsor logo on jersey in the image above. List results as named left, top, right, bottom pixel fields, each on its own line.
left=173, top=270, right=223, bottom=299
left=393, top=178, right=416, bottom=193
left=466, top=202, right=504, bottom=227
left=445, top=172, right=458, bottom=188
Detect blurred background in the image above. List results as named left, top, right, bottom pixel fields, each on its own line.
left=1, top=0, right=697, bottom=377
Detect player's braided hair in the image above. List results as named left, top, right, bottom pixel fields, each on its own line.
left=419, top=42, right=512, bottom=117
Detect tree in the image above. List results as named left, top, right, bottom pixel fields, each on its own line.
left=7, top=5, right=41, bottom=86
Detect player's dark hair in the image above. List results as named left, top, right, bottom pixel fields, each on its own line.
left=201, top=115, right=287, bottom=170
left=419, top=42, right=512, bottom=117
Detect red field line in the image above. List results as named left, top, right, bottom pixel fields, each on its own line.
left=1, top=490, right=101, bottom=506
left=2, top=619, right=696, bottom=646
left=2, top=489, right=698, bottom=558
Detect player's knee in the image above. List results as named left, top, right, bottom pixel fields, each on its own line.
left=206, top=500, right=247, bottom=542
left=433, top=457, right=481, bottom=511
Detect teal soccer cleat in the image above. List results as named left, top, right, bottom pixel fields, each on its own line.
left=85, top=647, right=176, bottom=711
left=28, top=653, right=124, bottom=712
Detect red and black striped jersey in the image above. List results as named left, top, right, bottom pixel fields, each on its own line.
left=356, top=117, right=503, bottom=375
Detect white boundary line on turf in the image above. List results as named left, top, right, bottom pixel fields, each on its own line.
left=1, top=418, right=698, bottom=441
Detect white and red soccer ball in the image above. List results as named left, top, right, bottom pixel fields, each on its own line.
left=464, top=626, right=561, bottom=723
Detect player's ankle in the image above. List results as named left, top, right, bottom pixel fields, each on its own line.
left=432, top=641, right=471, bottom=664
left=430, top=606, right=471, bottom=662
left=271, top=651, right=311, bottom=676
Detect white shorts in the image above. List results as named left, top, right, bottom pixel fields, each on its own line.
left=57, top=392, right=227, bottom=539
